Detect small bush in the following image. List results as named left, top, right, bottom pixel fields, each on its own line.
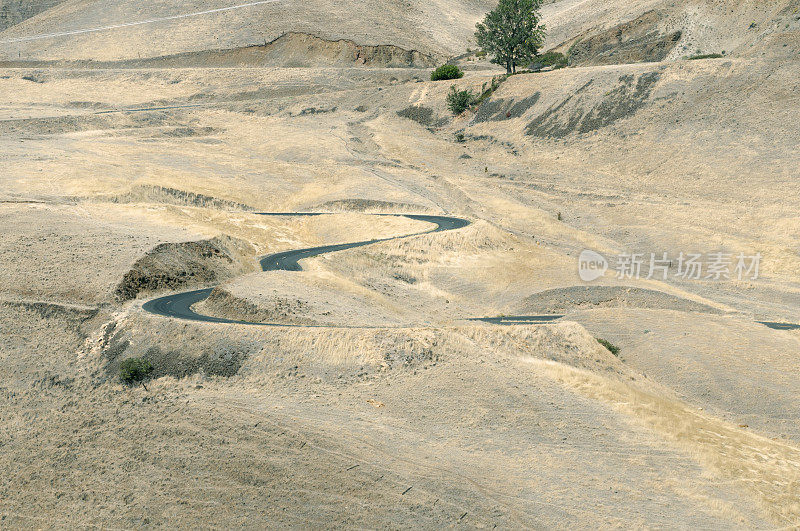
left=688, top=53, right=724, bottom=60
left=446, top=85, right=475, bottom=115
left=474, top=74, right=507, bottom=107
left=120, top=357, right=153, bottom=384
left=431, top=64, right=464, bottom=81
left=596, top=338, right=620, bottom=357
left=531, top=51, right=568, bottom=70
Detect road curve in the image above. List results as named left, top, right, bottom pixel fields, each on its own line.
left=141, top=213, right=800, bottom=331
left=142, top=213, right=470, bottom=325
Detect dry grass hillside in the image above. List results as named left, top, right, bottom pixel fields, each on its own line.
left=1, top=0, right=799, bottom=527
left=543, top=0, right=800, bottom=61
left=0, top=0, right=495, bottom=61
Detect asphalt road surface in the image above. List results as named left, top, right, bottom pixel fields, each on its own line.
left=141, top=213, right=798, bottom=331
left=142, top=213, right=469, bottom=325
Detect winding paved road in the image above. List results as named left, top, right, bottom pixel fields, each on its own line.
left=142, top=213, right=470, bottom=326
left=141, top=212, right=799, bottom=331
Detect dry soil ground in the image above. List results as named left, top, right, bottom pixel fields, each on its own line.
left=1, top=0, right=799, bottom=527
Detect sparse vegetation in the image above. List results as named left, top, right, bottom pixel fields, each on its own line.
left=689, top=53, right=725, bottom=60
left=530, top=51, right=568, bottom=70
left=596, top=338, right=620, bottom=356
left=474, top=74, right=508, bottom=107
left=119, top=357, right=153, bottom=385
left=446, top=85, right=476, bottom=115
left=430, top=64, right=464, bottom=81
left=475, top=0, right=547, bottom=74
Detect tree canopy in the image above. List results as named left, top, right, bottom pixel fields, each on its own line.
left=475, top=0, right=546, bottom=74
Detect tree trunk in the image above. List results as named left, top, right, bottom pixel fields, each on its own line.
left=512, top=60, right=517, bottom=74
left=506, top=61, right=512, bottom=74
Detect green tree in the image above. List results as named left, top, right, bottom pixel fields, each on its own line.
left=475, top=0, right=546, bottom=74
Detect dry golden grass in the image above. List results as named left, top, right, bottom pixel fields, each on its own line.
left=525, top=357, right=800, bottom=525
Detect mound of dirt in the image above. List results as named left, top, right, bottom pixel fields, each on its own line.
left=114, top=236, right=254, bottom=301
left=0, top=111, right=175, bottom=137
left=98, top=318, right=255, bottom=380
left=396, top=105, right=449, bottom=128
left=197, top=287, right=312, bottom=325
left=516, top=286, right=723, bottom=315
left=2, top=33, right=441, bottom=69
left=472, top=94, right=541, bottom=123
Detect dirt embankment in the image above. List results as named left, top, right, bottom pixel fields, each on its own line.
left=0, top=32, right=441, bottom=69
left=315, top=198, right=431, bottom=213
left=114, top=236, right=255, bottom=301
left=524, top=71, right=662, bottom=138
left=121, top=32, right=441, bottom=68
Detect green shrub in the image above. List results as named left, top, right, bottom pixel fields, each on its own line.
left=531, top=51, right=568, bottom=70
left=474, top=74, right=507, bottom=107
left=120, top=357, right=153, bottom=384
left=596, top=338, right=620, bottom=357
left=446, top=85, right=475, bottom=115
left=431, top=64, right=464, bottom=81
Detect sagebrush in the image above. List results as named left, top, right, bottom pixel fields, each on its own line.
left=120, top=357, right=153, bottom=384
left=446, top=85, right=475, bottom=115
